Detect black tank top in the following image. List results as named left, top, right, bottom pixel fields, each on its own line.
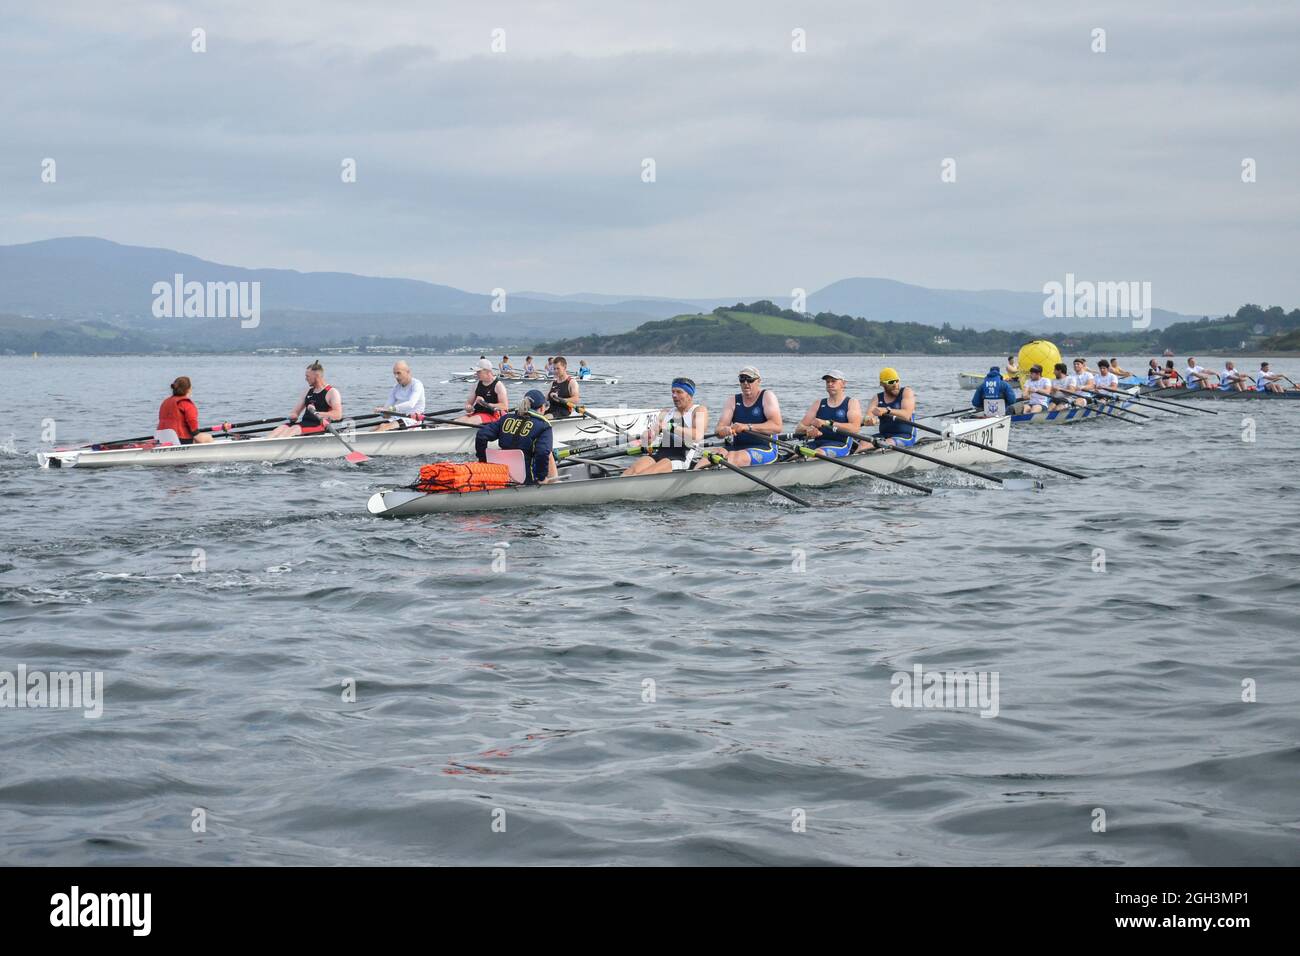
left=548, top=377, right=575, bottom=419
left=474, top=377, right=500, bottom=408
left=301, top=384, right=333, bottom=424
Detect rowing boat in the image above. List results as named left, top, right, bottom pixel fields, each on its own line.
left=1142, top=386, right=1300, bottom=401
left=450, top=370, right=620, bottom=385
left=1010, top=388, right=1139, bottom=425
left=959, top=371, right=1144, bottom=389
left=367, top=416, right=1012, bottom=516
left=38, top=407, right=656, bottom=469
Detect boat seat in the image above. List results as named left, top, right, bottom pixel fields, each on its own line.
left=153, top=428, right=180, bottom=445
left=486, top=448, right=527, bottom=484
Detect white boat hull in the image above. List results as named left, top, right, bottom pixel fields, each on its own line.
left=38, top=408, right=655, bottom=469
left=367, top=416, right=1012, bottom=516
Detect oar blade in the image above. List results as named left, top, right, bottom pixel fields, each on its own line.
left=345, top=450, right=370, bottom=464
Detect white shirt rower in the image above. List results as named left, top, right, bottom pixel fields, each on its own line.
left=1184, top=358, right=1215, bottom=390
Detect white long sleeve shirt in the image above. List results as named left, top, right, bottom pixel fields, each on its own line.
left=386, top=378, right=426, bottom=416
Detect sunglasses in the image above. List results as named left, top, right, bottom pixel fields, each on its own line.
left=738, top=375, right=758, bottom=384
left=883, top=379, right=899, bottom=386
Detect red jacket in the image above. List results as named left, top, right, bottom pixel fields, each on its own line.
left=158, top=395, right=199, bottom=440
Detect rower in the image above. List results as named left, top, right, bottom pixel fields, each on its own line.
left=1144, top=359, right=1163, bottom=387
left=1218, top=360, right=1251, bottom=391
left=970, top=366, right=1017, bottom=417
left=499, top=355, right=516, bottom=378
left=1163, top=360, right=1183, bottom=387
left=374, top=360, right=426, bottom=431
left=623, top=377, right=710, bottom=475
left=701, top=365, right=783, bottom=467
left=1109, top=357, right=1133, bottom=378
left=157, top=376, right=216, bottom=445
left=268, top=360, right=343, bottom=438
left=1048, top=362, right=1074, bottom=409
left=1018, top=365, right=1054, bottom=413
left=577, top=360, right=593, bottom=381
left=1063, top=358, right=1094, bottom=406
left=458, top=358, right=508, bottom=424
left=797, top=369, right=862, bottom=457
left=545, top=356, right=580, bottom=419
left=1184, top=357, right=1217, bottom=390
left=544, top=357, right=557, bottom=378
left=865, top=367, right=918, bottom=446
left=475, top=390, right=555, bottom=485
left=1256, top=361, right=1289, bottom=393
left=1092, top=359, right=1121, bottom=399
left=523, top=355, right=538, bottom=379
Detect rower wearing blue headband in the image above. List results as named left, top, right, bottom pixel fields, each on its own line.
left=622, top=377, right=710, bottom=476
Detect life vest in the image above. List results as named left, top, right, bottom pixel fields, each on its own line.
left=415, top=461, right=512, bottom=494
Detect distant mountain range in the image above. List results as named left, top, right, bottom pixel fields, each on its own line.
left=0, top=236, right=1210, bottom=354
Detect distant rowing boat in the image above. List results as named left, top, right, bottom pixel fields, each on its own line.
left=367, top=416, right=1012, bottom=516
left=1143, top=386, right=1300, bottom=401
left=38, top=407, right=656, bottom=469
left=449, top=370, right=620, bottom=385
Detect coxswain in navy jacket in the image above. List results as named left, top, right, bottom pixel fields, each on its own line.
left=475, top=389, right=555, bottom=484
left=971, top=367, right=1019, bottom=414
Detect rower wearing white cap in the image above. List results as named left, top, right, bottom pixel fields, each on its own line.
left=623, top=377, right=710, bottom=476
left=456, top=358, right=508, bottom=424
left=701, top=365, right=783, bottom=467
left=797, top=370, right=861, bottom=457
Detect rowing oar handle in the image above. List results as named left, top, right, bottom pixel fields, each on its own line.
left=772, top=437, right=932, bottom=494
left=700, top=451, right=812, bottom=507
left=836, top=418, right=1086, bottom=480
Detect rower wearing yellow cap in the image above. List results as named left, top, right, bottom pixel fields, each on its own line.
left=862, top=367, right=917, bottom=447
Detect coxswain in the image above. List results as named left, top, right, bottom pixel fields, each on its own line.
left=545, top=356, right=580, bottom=419
left=1162, top=360, right=1183, bottom=387
left=458, top=358, right=508, bottom=424
left=623, top=378, right=710, bottom=475
left=1018, top=365, right=1054, bottom=414
left=866, top=367, right=919, bottom=445
left=700, top=365, right=782, bottom=467
left=374, top=360, right=426, bottom=431
left=796, top=370, right=862, bottom=457
left=970, top=366, right=1017, bottom=417
left=268, top=360, right=343, bottom=438
left=157, top=376, right=216, bottom=444
left=475, top=390, right=556, bottom=485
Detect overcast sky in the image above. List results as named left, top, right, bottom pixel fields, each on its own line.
left=2, top=0, right=1297, bottom=313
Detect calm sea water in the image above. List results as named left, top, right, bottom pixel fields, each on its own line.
left=1, top=353, right=1298, bottom=866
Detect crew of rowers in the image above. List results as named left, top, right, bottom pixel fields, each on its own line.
left=477, top=355, right=593, bottom=380
left=973, top=355, right=1298, bottom=415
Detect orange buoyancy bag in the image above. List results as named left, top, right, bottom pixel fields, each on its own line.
left=415, top=461, right=512, bottom=494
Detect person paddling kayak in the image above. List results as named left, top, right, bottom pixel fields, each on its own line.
left=268, top=361, right=343, bottom=438
left=157, top=376, right=216, bottom=444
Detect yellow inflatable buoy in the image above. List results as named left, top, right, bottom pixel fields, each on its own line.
left=1017, top=340, right=1061, bottom=382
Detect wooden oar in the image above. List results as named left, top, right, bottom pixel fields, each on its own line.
left=773, top=438, right=932, bottom=494
left=832, top=427, right=1004, bottom=485
left=321, top=421, right=369, bottom=464
left=700, top=451, right=812, bottom=507
left=849, top=415, right=1086, bottom=480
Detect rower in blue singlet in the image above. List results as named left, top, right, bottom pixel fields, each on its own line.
left=704, top=365, right=784, bottom=468
left=862, top=366, right=917, bottom=448
left=797, top=369, right=862, bottom=458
